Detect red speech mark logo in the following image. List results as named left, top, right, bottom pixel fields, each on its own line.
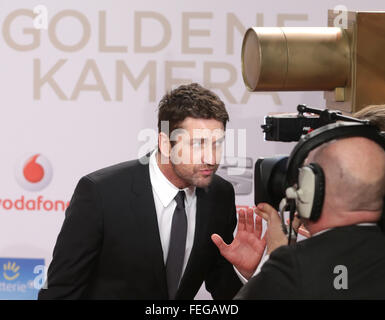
left=23, top=154, right=45, bottom=183
left=15, top=154, right=53, bottom=191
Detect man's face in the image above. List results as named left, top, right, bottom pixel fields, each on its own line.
left=168, top=117, right=225, bottom=188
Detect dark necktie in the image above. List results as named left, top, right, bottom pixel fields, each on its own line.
left=166, top=190, right=187, bottom=299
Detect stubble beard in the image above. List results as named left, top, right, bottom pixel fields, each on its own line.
left=172, top=164, right=218, bottom=188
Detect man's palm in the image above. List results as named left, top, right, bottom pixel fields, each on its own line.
left=211, top=208, right=266, bottom=280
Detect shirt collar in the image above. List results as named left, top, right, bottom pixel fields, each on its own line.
left=149, top=150, right=196, bottom=208
left=311, top=223, right=377, bottom=238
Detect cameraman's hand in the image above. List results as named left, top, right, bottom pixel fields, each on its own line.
left=290, top=216, right=311, bottom=238
left=255, top=203, right=288, bottom=254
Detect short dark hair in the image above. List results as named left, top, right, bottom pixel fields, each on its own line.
left=157, top=83, right=229, bottom=134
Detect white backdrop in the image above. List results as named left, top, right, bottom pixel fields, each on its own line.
left=0, top=0, right=384, bottom=299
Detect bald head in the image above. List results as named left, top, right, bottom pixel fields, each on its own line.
left=308, top=137, right=385, bottom=213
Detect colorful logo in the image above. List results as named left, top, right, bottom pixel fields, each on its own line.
left=15, top=154, right=53, bottom=191
left=0, top=258, right=45, bottom=300
left=3, top=262, right=20, bottom=281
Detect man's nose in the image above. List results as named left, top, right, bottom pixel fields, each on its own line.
left=202, top=146, right=216, bottom=165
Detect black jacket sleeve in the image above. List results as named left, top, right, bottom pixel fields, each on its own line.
left=234, top=245, right=302, bottom=300
left=38, top=176, right=103, bottom=299
left=204, top=183, right=243, bottom=299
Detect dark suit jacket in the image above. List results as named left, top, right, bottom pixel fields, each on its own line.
left=235, top=225, right=385, bottom=299
left=38, top=156, right=242, bottom=299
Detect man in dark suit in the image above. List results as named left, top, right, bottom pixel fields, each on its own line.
left=235, top=136, right=385, bottom=299
left=38, top=83, right=266, bottom=300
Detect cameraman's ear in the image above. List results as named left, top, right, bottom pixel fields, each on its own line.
left=158, top=132, right=171, bottom=158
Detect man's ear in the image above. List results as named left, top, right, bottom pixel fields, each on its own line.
left=158, top=132, right=171, bottom=158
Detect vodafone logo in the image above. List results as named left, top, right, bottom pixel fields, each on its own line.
left=15, top=154, right=53, bottom=191
left=0, top=153, right=68, bottom=213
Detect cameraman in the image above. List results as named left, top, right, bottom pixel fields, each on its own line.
left=234, top=136, right=385, bottom=299
left=290, top=104, right=385, bottom=239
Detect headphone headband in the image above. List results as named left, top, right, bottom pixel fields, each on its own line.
left=286, top=122, right=385, bottom=186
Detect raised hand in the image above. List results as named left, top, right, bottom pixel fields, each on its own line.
left=211, top=208, right=266, bottom=280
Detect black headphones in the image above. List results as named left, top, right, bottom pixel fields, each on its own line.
left=284, top=121, right=385, bottom=222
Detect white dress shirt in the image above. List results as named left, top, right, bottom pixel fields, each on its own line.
left=149, top=149, right=247, bottom=285
left=149, top=150, right=196, bottom=277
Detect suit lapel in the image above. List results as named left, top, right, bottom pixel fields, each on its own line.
left=130, top=157, right=168, bottom=299
left=131, top=154, right=215, bottom=299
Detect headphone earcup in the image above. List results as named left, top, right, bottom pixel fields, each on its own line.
left=294, top=163, right=325, bottom=221
left=306, top=163, right=325, bottom=221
